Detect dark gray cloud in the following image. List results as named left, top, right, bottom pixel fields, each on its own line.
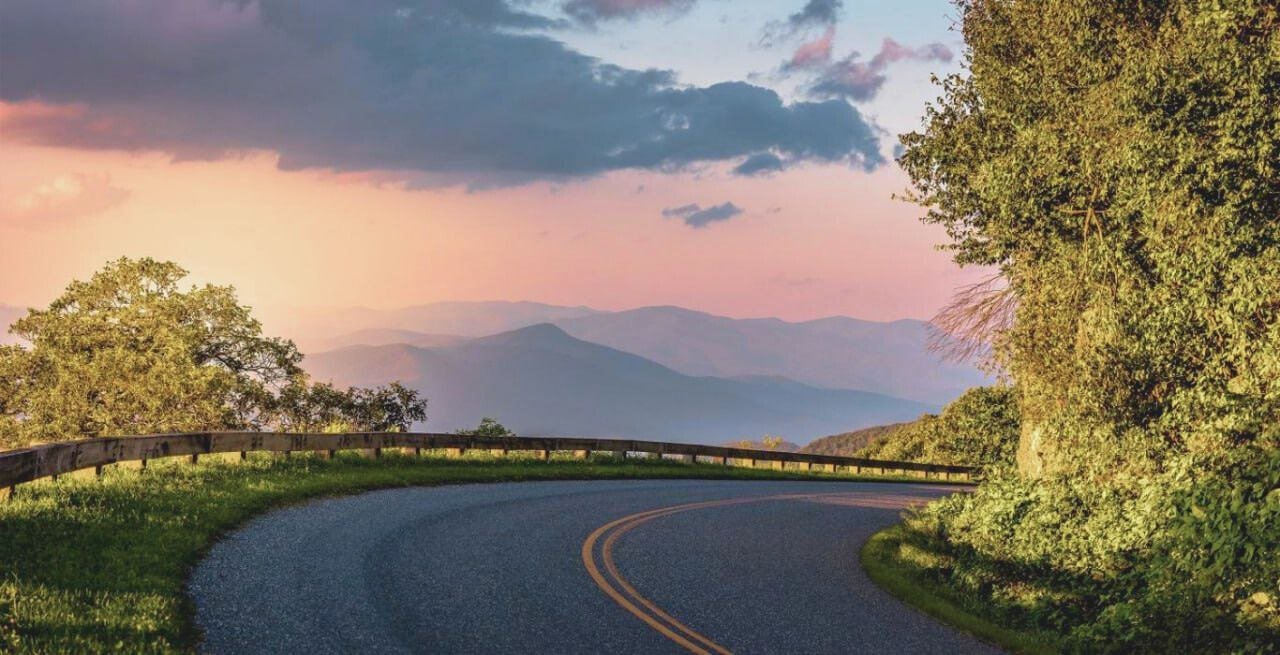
left=809, top=38, right=953, bottom=101
left=0, top=0, right=883, bottom=187
left=563, top=0, right=695, bottom=24
left=733, top=152, right=785, bottom=176
left=761, top=0, right=842, bottom=45
left=662, top=201, right=743, bottom=228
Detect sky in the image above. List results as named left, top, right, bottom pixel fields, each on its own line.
left=0, top=0, right=983, bottom=323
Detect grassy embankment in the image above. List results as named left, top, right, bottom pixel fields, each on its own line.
left=861, top=523, right=1063, bottom=655
left=0, top=450, right=960, bottom=653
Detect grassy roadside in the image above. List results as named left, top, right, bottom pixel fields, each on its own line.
left=0, top=450, right=960, bottom=653
left=860, top=523, right=1062, bottom=655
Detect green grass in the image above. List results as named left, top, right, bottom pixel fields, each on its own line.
left=0, top=450, right=958, bottom=653
left=860, top=523, right=1063, bottom=655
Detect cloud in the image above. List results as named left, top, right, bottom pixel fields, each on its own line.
left=563, top=0, right=695, bottom=24
left=662, top=201, right=743, bottom=228
left=761, top=0, right=841, bottom=45
left=733, top=152, right=785, bottom=176
left=3, top=173, right=129, bottom=224
left=0, top=0, right=885, bottom=187
left=783, top=27, right=835, bottom=71
left=809, top=38, right=953, bottom=101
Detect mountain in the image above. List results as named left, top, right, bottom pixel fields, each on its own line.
left=305, top=323, right=933, bottom=443
left=258, top=301, right=599, bottom=353
left=799, top=422, right=912, bottom=456
left=554, top=306, right=985, bottom=404
left=313, top=329, right=468, bottom=352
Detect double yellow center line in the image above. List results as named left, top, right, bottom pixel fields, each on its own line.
left=581, top=494, right=833, bottom=654
left=581, top=492, right=931, bottom=653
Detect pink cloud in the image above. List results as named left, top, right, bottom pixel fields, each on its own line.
left=785, top=27, right=835, bottom=70
left=3, top=172, right=130, bottom=224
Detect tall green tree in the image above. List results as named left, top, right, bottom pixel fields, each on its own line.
left=0, top=258, right=301, bottom=444
left=0, top=257, right=428, bottom=446
left=901, top=0, right=1280, bottom=476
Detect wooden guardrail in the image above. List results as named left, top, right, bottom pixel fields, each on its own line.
left=0, top=431, right=979, bottom=493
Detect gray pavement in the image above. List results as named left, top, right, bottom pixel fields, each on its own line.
left=189, top=479, right=1002, bottom=654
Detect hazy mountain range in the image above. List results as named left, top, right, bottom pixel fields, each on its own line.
left=281, top=302, right=986, bottom=405
left=2, top=299, right=985, bottom=444
left=306, top=324, right=933, bottom=443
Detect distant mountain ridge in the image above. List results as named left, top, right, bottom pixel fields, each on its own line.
left=305, top=323, right=934, bottom=444
left=554, top=305, right=983, bottom=404
left=279, top=300, right=986, bottom=405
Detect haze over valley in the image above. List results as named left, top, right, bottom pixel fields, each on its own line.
left=271, top=300, right=985, bottom=443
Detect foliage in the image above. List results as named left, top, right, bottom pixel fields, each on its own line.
left=0, top=258, right=428, bottom=447
left=859, top=386, right=1020, bottom=468
left=0, top=258, right=301, bottom=445
left=901, top=0, right=1280, bottom=475
left=892, top=1, right=1280, bottom=650
left=761, top=435, right=784, bottom=450
left=906, top=447, right=1279, bottom=652
left=454, top=417, right=516, bottom=438
left=0, top=452, right=879, bottom=653
left=801, top=423, right=910, bottom=456
left=272, top=380, right=427, bottom=433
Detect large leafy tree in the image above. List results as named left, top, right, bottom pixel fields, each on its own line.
left=1, top=258, right=301, bottom=443
left=0, top=258, right=427, bottom=446
left=901, top=0, right=1280, bottom=476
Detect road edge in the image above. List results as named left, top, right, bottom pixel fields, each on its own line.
left=859, top=523, right=1060, bottom=655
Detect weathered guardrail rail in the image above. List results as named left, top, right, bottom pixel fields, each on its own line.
left=0, top=431, right=979, bottom=492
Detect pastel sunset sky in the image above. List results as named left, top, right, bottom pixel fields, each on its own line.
left=0, top=0, right=985, bottom=322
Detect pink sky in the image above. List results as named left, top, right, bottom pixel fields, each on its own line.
left=0, top=133, right=984, bottom=323
left=0, top=0, right=981, bottom=324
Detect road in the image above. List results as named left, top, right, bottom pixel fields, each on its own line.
left=190, top=479, right=1001, bottom=654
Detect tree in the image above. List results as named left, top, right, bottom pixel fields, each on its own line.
left=455, top=418, right=516, bottom=438
left=0, top=258, right=429, bottom=447
left=271, top=379, right=427, bottom=433
left=900, top=0, right=1280, bottom=476
left=761, top=435, right=784, bottom=451
left=859, top=386, right=1020, bottom=468
left=0, top=258, right=302, bottom=444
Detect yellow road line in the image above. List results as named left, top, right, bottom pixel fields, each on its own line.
left=582, top=493, right=848, bottom=654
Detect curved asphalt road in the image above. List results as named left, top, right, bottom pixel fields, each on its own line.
left=190, top=480, right=1001, bottom=654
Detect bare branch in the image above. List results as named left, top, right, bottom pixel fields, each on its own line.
left=928, top=273, right=1016, bottom=370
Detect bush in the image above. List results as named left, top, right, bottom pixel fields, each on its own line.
left=908, top=447, right=1280, bottom=652
left=860, top=386, right=1019, bottom=468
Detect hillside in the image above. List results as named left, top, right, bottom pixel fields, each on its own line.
left=313, top=329, right=467, bottom=352
left=259, top=301, right=599, bottom=353
left=305, top=323, right=934, bottom=443
left=272, top=301, right=987, bottom=404
left=799, top=423, right=913, bottom=456
left=556, top=306, right=985, bottom=404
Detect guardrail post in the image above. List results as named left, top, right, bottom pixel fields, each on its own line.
left=240, top=451, right=247, bottom=461
left=95, top=464, right=104, bottom=477
left=720, top=455, right=729, bottom=466
left=190, top=453, right=199, bottom=465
